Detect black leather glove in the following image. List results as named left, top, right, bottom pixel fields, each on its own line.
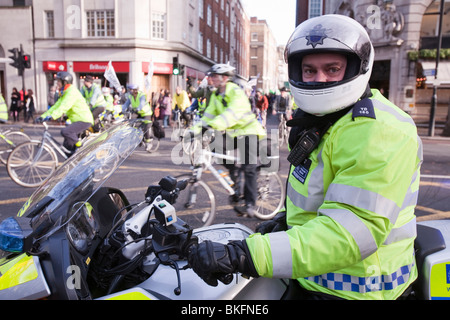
left=188, top=240, right=259, bottom=287
left=255, top=211, right=287, bottom=235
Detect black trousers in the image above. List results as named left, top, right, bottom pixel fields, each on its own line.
left=61, top=121, right=93, bottom=151
left=219, top=134, right=259, bottom=207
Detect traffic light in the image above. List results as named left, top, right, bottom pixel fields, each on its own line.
left=8, top=48, right=20, bottom=69
left=180, top=64, right=185, bottom=77
left=172, top=56, right=180, bottom=75
left=22, top=54, right=31, bottom=69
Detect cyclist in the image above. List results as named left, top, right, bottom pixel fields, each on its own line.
left=198, top=63, right=267, bottom=217
left=121, top=84, right=153, bottom=151
left=172, top=86, right=191, bottom=126
left=188, top=15, right=422, bottom=300
left=38, top=72, right=94, bottom=156
left=272, top=87, right=292, bottom=121
left=81, top=75, right=107, bottom=125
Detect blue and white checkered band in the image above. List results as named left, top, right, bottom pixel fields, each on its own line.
left=306, top=24, right=328, bottom=48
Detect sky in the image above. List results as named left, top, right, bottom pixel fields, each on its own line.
left=241, top=0, right=297, bottom=46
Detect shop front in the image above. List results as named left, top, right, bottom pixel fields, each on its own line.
left=73, top=61, right=130, bottom=95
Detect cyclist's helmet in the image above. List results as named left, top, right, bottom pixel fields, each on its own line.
left=208, top=63, right=236, bottom=77
left=285, top=14, right=374, bottom=116
left=56, top=71, right=73, bottom=85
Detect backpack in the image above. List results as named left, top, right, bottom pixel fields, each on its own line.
left=152, top=120, right=165, bottom=139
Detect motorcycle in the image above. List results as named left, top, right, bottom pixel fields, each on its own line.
left=0, top=121, right=448, bottom=301
left=0, top=122, right=286, bottom=300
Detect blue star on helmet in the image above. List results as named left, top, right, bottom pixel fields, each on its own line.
left=306, top=24, right=328, bottom=48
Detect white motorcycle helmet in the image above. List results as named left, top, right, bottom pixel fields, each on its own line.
left=285, top=14, right=374, bottom=116
left=208, top=63, right=236, bottom=77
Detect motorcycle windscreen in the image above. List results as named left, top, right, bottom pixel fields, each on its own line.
left=17, top=122, right=144, bottom=241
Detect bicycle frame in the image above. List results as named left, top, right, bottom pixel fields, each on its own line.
left=192, top=148, right=244, bottom=196
left=33, top=123, right=68, bottom=162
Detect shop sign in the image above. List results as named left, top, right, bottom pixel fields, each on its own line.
left=73, top=61, right=130, bottom=73
left=142, top=62, right=173, bottom=75
left=43, top=61, right=67, bottom=72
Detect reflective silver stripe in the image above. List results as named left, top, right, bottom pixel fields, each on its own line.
left=304, top=258, right=415, bottom=293
left=383, top=217, right=417, bottom=245
left=372, top=99, right=416, bottom=127
left=203, top=112, right=215, bottom=120
left=287, top=149, right=325, bottom=212
left=320, top=208, right=378, bottom=259
left=269, top=232, right=293, bottom=278
left=325, top=184, right=401, bottom=224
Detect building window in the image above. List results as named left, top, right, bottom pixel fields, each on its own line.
left=152, top=12, right=166, bottom=40
left=214, top=44, right=218, bottom=61
left=215, top=14, right=219, bottom=33
left=199, top=0, right=204, bottom=19
left=198, top=32, right=203, bottom=54
left=308, top=0, right=322, bottom=18
left=251, top=32, right=258, bottom=41
left=226, top=2, right=229, bottom=17
left=220, top=20, right=224, bottom=38
left=13, top=0, right=25, bottom=6
left=225, top=27, right=229, bottom=43
left=45, top=11, right=55, bottom=38
left=207, top=5, right=212, bottom=26
left=207, top=39, right=211, bottom=58
left=86, top=10, right=115, bottom=37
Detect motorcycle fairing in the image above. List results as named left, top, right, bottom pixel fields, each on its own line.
left=0, top=254, right=50, bottom=300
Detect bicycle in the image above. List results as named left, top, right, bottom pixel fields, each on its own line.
left=0, top=128, right=31, bottom=164
left=277, top=111, right=290, bottom=147
left=6, top=122, right=98, bottom=188
left=173, top=139, right=284, bottom=230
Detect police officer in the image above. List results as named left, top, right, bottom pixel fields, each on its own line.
left=199, top=63, right=267, bottom=217
left=39, top=72, right=94, bottom=156
left=122, top=84, right=153, bottom=151
left=188, top=15, right=422, bottom=300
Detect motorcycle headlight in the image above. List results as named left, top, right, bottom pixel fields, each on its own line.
left=0, top=217, right=25, bottom=253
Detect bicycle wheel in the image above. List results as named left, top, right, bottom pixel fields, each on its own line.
left=253, top=171, right=285, bottom=220
left=0, top=131, right=31, bottom=165
left=145, top=138, right=160, bottom=153
left=173, top=174, right=216, bottom=229
left=7, top=141, right=58, bottom=188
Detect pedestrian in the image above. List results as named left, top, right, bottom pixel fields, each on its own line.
left=24, top=89, right=36, bottom=123
left=47, top=86, right=58, bottom=110
left=10, top=88, right=20, bottom=122
left=188, top=14, right=422, bottom=300
left=159, top=89, right=172, bottom=128
left=38, top=72, right=94, bottom=157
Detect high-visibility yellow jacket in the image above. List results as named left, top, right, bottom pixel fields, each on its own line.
left=201, top=82, right=266, bottom=138
left=81, top=83, right=106, bottom=108
left=246, top=89, right=422, bottom=300
left=0, top=94, right=7, bottom=122
left=42, top=85, right=94, bottom=125
left=172, top=90, right=191, bottom=112
left=123, top=92, right=152, bottom=117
